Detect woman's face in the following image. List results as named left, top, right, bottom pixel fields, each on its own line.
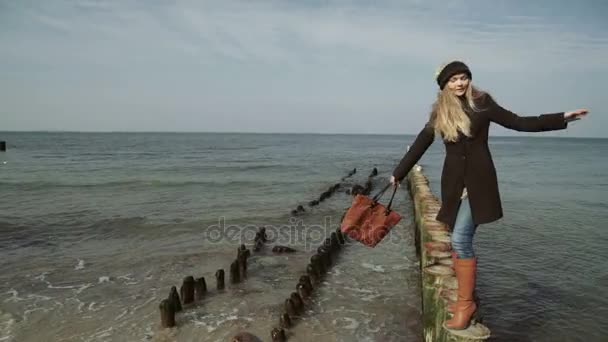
left=446, top=73, right=470, bottom=97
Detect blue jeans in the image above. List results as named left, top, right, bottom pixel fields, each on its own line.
left=451, top=197, right=478, bottom=259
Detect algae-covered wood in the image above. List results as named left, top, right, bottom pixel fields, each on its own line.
left=407, top=166, right=491, bottom=342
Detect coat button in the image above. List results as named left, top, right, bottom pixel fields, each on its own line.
left=461, top=155, right=466, bottom=160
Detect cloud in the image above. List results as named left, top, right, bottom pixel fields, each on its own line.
left=0, top=0, right=606, bottom=135
left=3, top=0, right=607, bottom=71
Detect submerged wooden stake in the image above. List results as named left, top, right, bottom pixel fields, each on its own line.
left=306, top=264, right=320, bottom=284
left=290, top=292, right=303, bottom=312
left=284, top=298, right=297, bottom=317
left=280, top=313, right=292, bottom=328
left=330, top=232, right=340, bottom=250
left=230, top=260, right=241, bottom=284
left=335, top=227, right=345, bottom=245
left=159, top=299, right=176, bottom=328
left=181, top=276, right=195, bottom=305
left=299, top=275, right=312, bottom=291
left=254, top=239, right=264, bottom=252
left=297, top=283, right=310, bottom=299
left=271, top=328, right=286, bottom=342
left=168, top=286, right=182, bottom=312
left=238, top=251, right=248, bottom=280
left=311, top=254, right=325, bottom=274
left=238, top=244, right=251, bottom=259
left=216, top=269, right=225, bottom=290
left=194, top=277, right=207, bottom=301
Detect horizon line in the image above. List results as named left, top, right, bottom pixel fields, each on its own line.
left=0, top=130, right=605, bottom=139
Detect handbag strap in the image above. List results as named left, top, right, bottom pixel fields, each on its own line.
left=372, top=183, right=392, bottom=202
left=372, top=182, right=399, bottom=212
left=385, top=184, right=398, bottom=212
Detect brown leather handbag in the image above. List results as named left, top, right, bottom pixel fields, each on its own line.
left=340, top=183, right=402, bottom=247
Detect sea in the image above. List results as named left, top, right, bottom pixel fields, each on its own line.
left=0, top=132, right=606, bottom=342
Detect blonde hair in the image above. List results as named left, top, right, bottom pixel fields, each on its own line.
left=430, top=83, right=485, bottom=142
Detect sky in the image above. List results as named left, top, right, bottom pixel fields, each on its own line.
left=1, top=0, right=607, bottom=137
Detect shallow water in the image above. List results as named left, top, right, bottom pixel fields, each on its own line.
left=0, top=132, right=423, bottom=341
left=1, top=132, right=607, bottom=341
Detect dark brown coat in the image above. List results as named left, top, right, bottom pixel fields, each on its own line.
left=392, top=93, right=568, bottom=229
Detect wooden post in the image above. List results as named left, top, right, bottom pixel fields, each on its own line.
left=216, top=269, right=225, bottom=290
left=230, top=260, right=240, bottom=284
left=194, top=277, right=207, bottom=301
left=168, top=286, right=182, bottom=312
left=290, top=292, right=303, bottom=312
left=254, top=228, right=266, bottom=251
left=299, top=275, right=312, bottom=291
left=239, top=244, right=251, bottom=259
left=335, top=227, right=346, bottom=244
left=238, top=250, right=248, bottom=280
left=306, top=264, right=320, bottom=284
left=280, top=313, right=292, bottom=328
left=256, top=227, right=267, bottom=242
left=284, top=298, right=297, bottom=317
left=0, top=141, right=5, bottom=152
left=271, top=328, right=286, bottom=342
left=317, top=246, right=331, bottom=268
left=181, top=276, right=195, bottom=305
left=159, top=299, right=176, bottom=328
left=272, top=245, right=296, bottom=253
left=330, top=232, right=340, bottom=251
left=254, top=239, right=264, bottom=252
left=311, top=255, right=325, bottom=274
left=297, top=283, right=310, bottom=300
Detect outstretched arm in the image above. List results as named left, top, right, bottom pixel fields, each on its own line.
left=485, top=95, right=569, bottom=132
left=392, top=122, right=435, bottom=182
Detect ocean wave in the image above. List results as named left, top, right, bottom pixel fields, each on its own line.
left=0, top=178, right=291, bottom=190
left=0, top=308, right=16, bottom=342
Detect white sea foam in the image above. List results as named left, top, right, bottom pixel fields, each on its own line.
left=332, top=317, right=360, bottom=330
left=360, top=293, right=382, bottom=302
left=193, top=311, right=249, bottom=333
left=130, top=295, right=156, bottom=312
left=341, top=286, right=375, bottom=294
left=67, top=297, right=86, bottom=312
left=3, top=290, right=23, bottom=303
left=75, top=259, right=85, bottom=270
left=47, top=283, right=79, bottom=290
left=33, top=272, right=49, bottom=282
left=76, top=283, right=93, bottom=294
left=85, top=327, right=113, bottom=342
left=117, top=274, right=139, bottom=285
left=0, top=309, right=15, bottom=342
left=391, top=264, right=410, bottom=271
left=23, top=307, right=52, bottom=321
left=361, top=263, right=385, bottom=273
left=115, top=309, right=129, bottom=321
left=98, top=276, right=111, bottom=284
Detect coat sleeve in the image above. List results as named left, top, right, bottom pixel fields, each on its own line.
left=485, top=95, right=568, bottom=132
left=392, top=122, right=435, bottom=182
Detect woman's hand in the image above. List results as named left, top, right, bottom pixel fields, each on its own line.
left=564, top=109, right=589, bottom=122
left=390, top=175, right=400, bottom=187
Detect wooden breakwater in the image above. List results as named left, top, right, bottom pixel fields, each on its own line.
left=156, top=167, right=376, bottom=341
left=406, top=165, right=491, bottom=342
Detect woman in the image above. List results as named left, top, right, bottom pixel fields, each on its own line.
left=389, top=61, right=588, bottom=330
